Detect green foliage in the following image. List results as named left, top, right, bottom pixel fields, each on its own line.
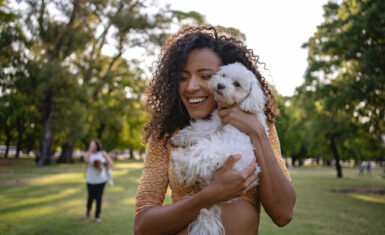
left=295, top=0, right=385, bottom=172
left=172, top=10, right=206, bottom=24
left=0, top=0, right=14, bottom=24
left=215, top=25, right=246, bottom=41
left=0, top=0, right=209, bottom=163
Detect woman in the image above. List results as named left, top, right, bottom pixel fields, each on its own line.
left=134, top=26, right=296, bottom=234
left=84, top=138, right=113, bottom=222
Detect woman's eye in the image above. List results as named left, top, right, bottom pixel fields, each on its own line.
left=233, top=81, right=241, bottom=87
left=201, top=74, right=212, bottom=79
left=180, top=76, right=189, bottom=81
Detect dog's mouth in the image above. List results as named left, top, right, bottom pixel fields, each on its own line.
left=215, top=90, right=223, bottom=96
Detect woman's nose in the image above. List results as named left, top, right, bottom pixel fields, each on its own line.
left=186, top=76, right=200, bottom=91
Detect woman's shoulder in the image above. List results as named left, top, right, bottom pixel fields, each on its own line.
left=144, top=135, right=173, bottom=162
left=148, top=135, right=171, bottom=151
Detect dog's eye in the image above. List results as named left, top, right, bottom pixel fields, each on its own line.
left=233, top=81, right=241, bottom=87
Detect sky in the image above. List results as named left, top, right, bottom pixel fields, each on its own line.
left=163, top=0, right=329, bottom=96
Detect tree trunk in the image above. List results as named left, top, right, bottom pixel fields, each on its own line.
left=299, top=158, right=304, bottom=166
left=97, top=122, right=105, bottom=140
left=15, top=142, right=21, bottom=158
left=4, top=124, right=11, bottom=159
left=16, top=117, right=24, bottom=159
left=330, top=135, right=343, bottom=178
left=129, top=149, right=134, bottom=159
left=57, top=143, right=74, bottom=163
left=4, top=143, right=9, bottom=159
left=38, top=99, right=54, bottom=165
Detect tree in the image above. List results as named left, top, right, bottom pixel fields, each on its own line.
left=0, top=0, right=31, bottom=158
left=3, top=0, right=247, bottom=164
left=299, top=0, right=385, bottom=177
left=11, top=0, right=204, bottom=164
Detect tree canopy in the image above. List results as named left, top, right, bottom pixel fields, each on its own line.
left=285, top=0, right=385, bottom=177
left=0, top=0, right=247, bottom=164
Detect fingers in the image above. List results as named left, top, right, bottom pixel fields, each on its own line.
left=243, top=172, right=259, bottom=194
left=241, top=160, right=257, bottom=177
left=218, top=107, right=230, bottom=119
left=217, top=103, right=237, bottom=117
left=239, top=160, right=258, bottom=193
left=217, top=102, right=233, bottom=110
left=224, top=154, right=241, bottom=168
left=217, top=104, right=241, bottom=125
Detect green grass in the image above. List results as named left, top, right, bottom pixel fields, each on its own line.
left=259, top=167, right=385, bottom=235
left=0, top=159, right=384, bottom=235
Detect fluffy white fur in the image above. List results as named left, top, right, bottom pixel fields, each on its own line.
left=171, top=62, right=269, bottom=235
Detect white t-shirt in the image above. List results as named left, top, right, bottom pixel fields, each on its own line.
left=86, top=151, right=108, bottom=184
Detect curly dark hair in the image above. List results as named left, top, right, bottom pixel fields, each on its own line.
left=144, top=25, right=279, bottom=143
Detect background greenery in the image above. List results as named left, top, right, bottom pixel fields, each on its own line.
left=1, top=0, right=384, bottom=178
left=1, top=0, right=384, bottom=233
left=0, top=159, right=384, bottom=235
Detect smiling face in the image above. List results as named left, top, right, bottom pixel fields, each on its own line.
left=178, top=48, right=222, bottom=119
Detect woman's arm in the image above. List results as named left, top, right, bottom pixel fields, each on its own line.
left=218, top=104, right=296, bottom=227
left=102, top=151, right=113, bottom=168
left=84, top=151, right=90, bottom=163
left=135, top=156, right=257, bottom=235
left=84, top=142, right=93, bottom=163
left=134, top=137, right=257, bottom=235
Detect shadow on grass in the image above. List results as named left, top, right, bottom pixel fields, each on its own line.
left=0, top=159, right=142, bottom=235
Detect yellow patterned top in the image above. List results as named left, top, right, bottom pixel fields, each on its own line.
left=135, top=123, right=291, bottom=215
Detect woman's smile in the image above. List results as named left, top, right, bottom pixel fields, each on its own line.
left=178, top=48, right=222, bottom=119
left=187, top=96, right=208, bottom=105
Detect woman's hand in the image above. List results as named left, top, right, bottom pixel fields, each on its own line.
left=204, top=155, right=258, bottom=204
left=217, top=103, right=266, bottom=138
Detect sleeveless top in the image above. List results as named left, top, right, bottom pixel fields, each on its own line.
left=86, top=151, right=107, bottom=184
left=135, top=124, right=291, bottom=215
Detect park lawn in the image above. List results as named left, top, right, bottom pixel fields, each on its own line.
left=0, top=159, right=384, bottom=235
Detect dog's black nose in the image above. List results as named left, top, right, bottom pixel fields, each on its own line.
left=217, top=83, right=225, bottom=90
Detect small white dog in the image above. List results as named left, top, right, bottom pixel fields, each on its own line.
left=171, top=62, right=269, bottom=235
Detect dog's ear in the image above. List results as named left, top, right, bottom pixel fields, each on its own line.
left=239, top=74, right=266, bottom=114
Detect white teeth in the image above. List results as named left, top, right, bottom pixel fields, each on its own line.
left=188, top=97, right=206, bottom=104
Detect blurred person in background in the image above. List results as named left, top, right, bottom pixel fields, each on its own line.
left=84, top=138, right=113, bottom=222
